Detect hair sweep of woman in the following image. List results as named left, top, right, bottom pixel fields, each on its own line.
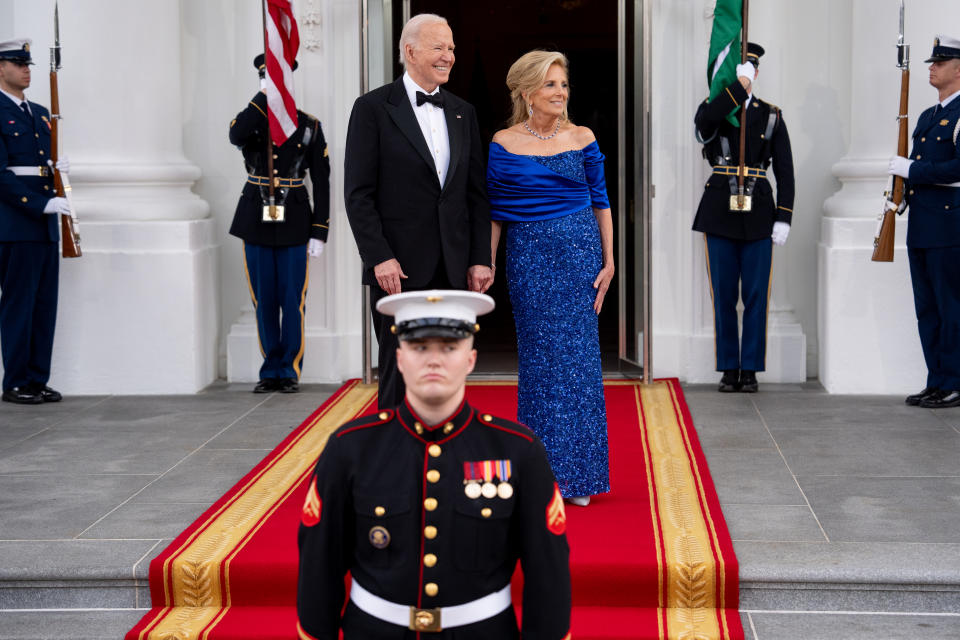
left=486, top=49, right=614, bottom=507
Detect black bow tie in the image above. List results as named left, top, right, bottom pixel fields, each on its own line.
left=416, top=91, right=444, bottom=108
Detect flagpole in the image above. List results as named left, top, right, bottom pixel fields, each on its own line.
left=736, top=0, right=749, bottom=209
left=261, top=0, right=278, bottom=219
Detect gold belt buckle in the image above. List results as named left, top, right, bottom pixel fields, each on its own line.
left=729, top=194, right=752, bottom=212
left=409, top=607, right=442, bottom=632
left=39, top=166, right=49, bottom=177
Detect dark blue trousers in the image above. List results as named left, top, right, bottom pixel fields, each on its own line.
left=705, top=234, right=773, bottom=372
left=908, top=246, right=960, bottom=390
left=243, top=242, right=308, bottom=381
left=0, top=242, right=58, bottom=391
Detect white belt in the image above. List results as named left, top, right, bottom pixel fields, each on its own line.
left=935, top=181, right=960, bottom=187
left=7, top=165, right=50, bottom=177
left=350, top=580, right=511, bottom=632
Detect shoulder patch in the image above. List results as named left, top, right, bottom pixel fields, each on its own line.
left=336, top=409, right=394, bottom=438
left=476, top=412, right=534, bottom=442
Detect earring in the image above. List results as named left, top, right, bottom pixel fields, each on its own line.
left=527, top=103, right=533, bottom=117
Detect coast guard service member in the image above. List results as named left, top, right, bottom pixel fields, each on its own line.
left=890, top=35, right=960, bottom=409
left=297, top=290, right=572, bottom=639
left=0, top=39, right=69, bottom=405
left=229, top=55, right=330, bottom=394
left=693, top=43, right=795, bottom=393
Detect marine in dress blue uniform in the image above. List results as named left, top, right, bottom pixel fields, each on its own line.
left=229, top=55, right=330, bottom=394
left=0, top=39, right=68, bottom=405
left=891, top=35, right=960, bottom=409
left=297, top=291, right=572, bottom=640
left=693, top=43, right=795, bottom=393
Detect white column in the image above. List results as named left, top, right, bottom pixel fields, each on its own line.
left=817, top=0, right=948, bottom=393
left=225, top=0, right=364, bottom=383
left=8, top=0, right=217, bottom=394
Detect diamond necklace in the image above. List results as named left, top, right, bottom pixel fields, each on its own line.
left=523, top=119, right=561, bottom=140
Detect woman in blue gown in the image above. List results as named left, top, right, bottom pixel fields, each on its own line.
left=486, top=51, right=614, bottom=506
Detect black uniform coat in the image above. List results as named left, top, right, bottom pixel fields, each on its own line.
left=904, top=96, right=960, bottom=248
left=343, top=78, right=491, bottom=289
left=0, top=94, right=57, bottom=242
left=297, top=399, right=572, bottom=640
left=693, top=80, right=795, bottom=241
left=228, top=92, right=330, bottom=246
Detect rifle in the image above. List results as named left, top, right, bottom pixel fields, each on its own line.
left=872, top=0, right=909, bottom=262
left=731, top=0, right=752, bottom=212
left=50, top=2, right=81, bottom=258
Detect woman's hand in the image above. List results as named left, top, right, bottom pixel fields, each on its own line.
left=593, top=261, right=614, bottom=314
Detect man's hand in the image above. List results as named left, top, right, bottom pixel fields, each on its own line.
left=308, top=238, right=325, bottom=258
left=467, top=265, right=494, bottom=293
left=771, top=221, right=791, bottom=247
left=47, top=157, right=69, bottom=175
left=42, top=197, right=69, bottom=216
left=888, top=156, right=913, bottom=178
left=374, top=258, right=407, bottom=295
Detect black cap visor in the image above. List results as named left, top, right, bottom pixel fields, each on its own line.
left=396, top=318, right=477, bottom=341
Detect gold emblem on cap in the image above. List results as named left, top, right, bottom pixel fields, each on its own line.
left=426, top=295, right=443, bottom=303
left=935, top=37, right=941, bottom=47
left=374, top=506, right=386, bottom=517
left=23, top=43, right=29, bottom=52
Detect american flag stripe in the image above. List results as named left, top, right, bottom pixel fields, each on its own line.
left=264, top=0, right=299, bottom=146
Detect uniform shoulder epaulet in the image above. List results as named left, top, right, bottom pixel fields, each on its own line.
left=335, top=409, right=394, bottom=438
left=475, top=411, right=535, bottom=442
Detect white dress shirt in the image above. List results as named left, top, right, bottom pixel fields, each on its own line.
left=939, top=88, right=960, bottom=110
left=402, top=72, right=450, bottom=186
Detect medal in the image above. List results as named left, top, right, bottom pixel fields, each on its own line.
left=465, top=482, right=482, bottom=499
left=497, top=482, right=514, bottom=499
left=481, top=482, right=498, bottom=499
left=369, top=526, right=391, bottom=549
left=496, top=460, right=513, bottom=499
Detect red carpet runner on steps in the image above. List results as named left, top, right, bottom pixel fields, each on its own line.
left=126, top=379, right=743, bottom=640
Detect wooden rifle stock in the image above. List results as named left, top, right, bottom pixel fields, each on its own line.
left=49, top=65, right=81, bottom=258
left=873, top=43, right=910, bottom=261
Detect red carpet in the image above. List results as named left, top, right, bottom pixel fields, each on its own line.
left=126, top=379, right=742, bottom=639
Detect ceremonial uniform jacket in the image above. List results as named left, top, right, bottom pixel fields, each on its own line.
left=904, top=97, right=960, bottom=248
left=297, top=399, right=572, bottom=640
left=693, top=79, right=795, bottom=241
left=229, top=92, right=330, bottom=247
left=0, top=94, right=57, bottom=242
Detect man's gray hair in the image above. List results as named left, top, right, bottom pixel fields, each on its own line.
left=398, top=13, right=448, bottom=67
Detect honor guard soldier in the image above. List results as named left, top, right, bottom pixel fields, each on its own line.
left=0, top=39, right=69, bottom=405
left=297, top=290, right=572, bottom=640
left=890, top=35, right=960, bottom=409
left=693, top=42, right=795, bottom=393
left=229, top=54, right=330, bottom=394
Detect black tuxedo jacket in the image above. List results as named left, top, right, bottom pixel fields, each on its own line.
left=344, top=78, right=491, bottom=289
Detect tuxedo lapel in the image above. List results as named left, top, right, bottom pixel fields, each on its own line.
left=442, top=95, right=463, bottom=192
left=385, top=79, right=437, bottom=174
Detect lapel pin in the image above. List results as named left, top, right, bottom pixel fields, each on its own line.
left=456, top=114, right=462, bottom=119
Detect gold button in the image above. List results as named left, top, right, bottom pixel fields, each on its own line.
left=38, top=149, right=44, bottom=155
left=443, top=422, right=454, bottom=434
left=428, top=444, right=442, bottom=457
left=273, top=154, right=278, bottom=159
left=922, top=137, right=926, bottom=142
left=424, top=583, right=438, bottom=597
left=423, top=553, right=437, bottom=567
left=21, top=197, right=27, bottom=203
left=43, top=185, right=49, bottom=190
left=937, top=137, right=941, bottom=141
left=946, top=205, right=951, bottom=210
left=378, top=411, right=389, bottom=420
left=297, top=143, right=302, bottom=148
left=374, top=506, right=386, bottom=517
left=482, top=414, right=493, bottom=422
left=916, top=155, right=921, bottom=159
left=13, top=132, right=17, bottom=136
left=424, top=497, right=438, bottom=511
left=909, top=190, right=915, bottom=195
left=426, top=469, right=440, bottom=483
left=415, top=424, right=424, bottom=434
left=424, top=525, right=437, bottom=539
left=481, top=508, right=492, bottom=518
left=34, top=133, right=38, bottom=138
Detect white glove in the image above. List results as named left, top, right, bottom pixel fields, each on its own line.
left=888, top=156, right=913, bottom=178
left=47, top=156, right=69, bottom=174
left=308, top=238, right=325, bottom=258
left=771, top=221, right=790, bottom=246
left=736, top=62, right=756, bottom=83
left=885, top=199, right=907, bottom=214
left=259, top=77, right=267, bottom=91
left=43, top=197, right=70, bottom=215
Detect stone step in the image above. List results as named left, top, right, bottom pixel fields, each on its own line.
left=0, top=609, right=147, bottom=640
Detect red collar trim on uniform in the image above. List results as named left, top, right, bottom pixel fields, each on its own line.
left=397, top=397, right=471, bottom=443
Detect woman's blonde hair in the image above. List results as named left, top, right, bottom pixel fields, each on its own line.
left=505, top=50, right=571, bottom=127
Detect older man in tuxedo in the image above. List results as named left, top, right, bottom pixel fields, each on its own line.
left=344, top=13, right=493, bottom=408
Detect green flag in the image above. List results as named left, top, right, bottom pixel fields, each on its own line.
left=707, top=0, right=742, bottom=126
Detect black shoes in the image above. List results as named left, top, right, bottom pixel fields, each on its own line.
left=718, top=370, right=740, bottom=392
left=905, top=387, right=939, bottom=406
left=739, top=370, right=758, bottom=393
left=253, top=378, right=300, bottom=394
left=919, top=389, right=960, bottom=409
left=2, top=384, right=61, bottom=405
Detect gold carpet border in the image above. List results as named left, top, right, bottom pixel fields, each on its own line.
left=640, top=381, right=722, bottom=640
left=141, top=381, right=378, bottom=640
left=634, top=385, right=666, bottom=639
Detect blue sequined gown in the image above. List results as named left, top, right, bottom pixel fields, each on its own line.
left=487, top=141, right=610, bottom=498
